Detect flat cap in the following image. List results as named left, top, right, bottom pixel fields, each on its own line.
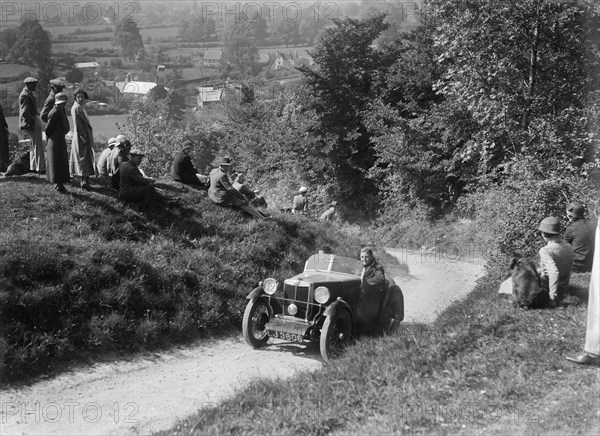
left=24, top=77, right=39, bottom=83
left=129, top=148, right=145, bottom=157
left=50, top=78, right=65, bottom=87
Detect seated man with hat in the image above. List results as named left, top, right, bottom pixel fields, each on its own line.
left=172, top=140, right=208, bottom=189
left=97, top=137, right=117, bottom=177
left=208, top=157, right=266, bottom=218
left=111, top=137, right=131, bottom=191
left=118, top=149, right=178, bottom=211
left=538, top=216, right=573, bottom=306
left=564, top=201, right=597, bottom=272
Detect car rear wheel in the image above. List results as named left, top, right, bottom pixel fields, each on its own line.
left=320, top=310, right=351, bottom=362
left=242, top=299, right=270, bottom=348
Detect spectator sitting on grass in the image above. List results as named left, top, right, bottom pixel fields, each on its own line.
left=319, top=201, right=338, bottom=222
left=208, top=157, right=267, bottom=218
left=111, top=139, right=132, bottom=192
left=292, top=186, right=308, bottom=215
left=97, top=137, right=117, bottom=177
left=172, top=140, right=208, bottom=189
left=538, top=217, right=573, bottom=307
left=564, top=201, right=597, bottom=273
left=118, top=149, right=179, bottom=211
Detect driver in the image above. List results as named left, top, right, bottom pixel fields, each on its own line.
left=359, top=247, right=387, bottom=318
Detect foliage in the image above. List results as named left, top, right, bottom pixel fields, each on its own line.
left=221, top=19, right=260, bottom=79
left=112, top=17, right=144, bottom=61
left=7, top=20, right=52, bottom=68
left=65, top=68, right=84, bottom=83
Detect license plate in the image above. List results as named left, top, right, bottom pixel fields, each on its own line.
left=268, top=330, right=304, bottom=342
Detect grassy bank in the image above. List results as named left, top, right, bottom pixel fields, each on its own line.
left=0, top=174, right=360, bottom=383
left=159, top=272, right=599, bottom=435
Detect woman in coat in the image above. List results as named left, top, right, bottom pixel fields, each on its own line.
left=45, top=93, right=70, bottom=193
left=69, top=88, right=96, bottom=190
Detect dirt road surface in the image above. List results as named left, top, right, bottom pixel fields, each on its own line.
left=0, top=252, right=484, bottom=436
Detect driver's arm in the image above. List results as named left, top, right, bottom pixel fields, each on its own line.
left=364, top=264, right=386, bottom=287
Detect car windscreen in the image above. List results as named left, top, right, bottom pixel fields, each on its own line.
left=304, top=254, right=362, bottom=277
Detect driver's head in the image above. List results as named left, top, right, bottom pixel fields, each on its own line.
left=360, top=247, right=375, bottom=267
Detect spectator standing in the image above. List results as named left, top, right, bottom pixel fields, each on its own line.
left=565, top=201, right=597, bottom=272
left=44, top=93, right=70, bottom=193
left=292, top=186, right=309, bottom=214
left=40, top=78, right=65, bottom=123
left=0, top=103, right=9, bottom=172
left=69, top=88, right=96, bottom=190
left=566, top=219, right=600, bottom=366
left=97, top=137, right=117, bottom=177
left=19, top=77, right=45, bottom=173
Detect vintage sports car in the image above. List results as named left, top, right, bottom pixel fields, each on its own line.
left=242, top=252, right=404, bottom=361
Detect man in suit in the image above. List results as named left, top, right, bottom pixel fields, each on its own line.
left=172, top=140, right=208, bottom=188
left=208, top=157, right=266, bottom=218
left=19, top=77, right=45, bottom=173
left=40, top=78, right=66, bottom=123
left=564, top=201, right=597, bottom=272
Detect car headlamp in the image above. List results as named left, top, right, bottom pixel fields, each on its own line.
left=314, top=286, right=330, bottom=304
left=263, top=278, right=278, bottom=295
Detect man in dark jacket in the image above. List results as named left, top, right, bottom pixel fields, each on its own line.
left=565, top=201, right=597, bottom=272
left=0, top=103, right=9, bottom=172
left=358, top=247, right=387, bottom=319
left=208, top=157, right=265, bottom=218
left=19, top=77, right=45, bottom=173
left=172, top=140, right=208, bottom=188
left=40, top=78, right=65, bottom=123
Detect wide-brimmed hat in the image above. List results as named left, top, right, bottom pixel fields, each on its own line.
left=299, top=186, right=308, bottom=193
left=567, top=201, right=585, bottom=219
left=54, top=93, right=68, bottom=104
left=182, top=140, right=194, bottom=149
left=129, top=148, right=145, bottom=157
left=108, top=137, right=117, bottom=147
left=220, top=157, right=233, bottom=166
left=538, top=217, right=561, bottom=235
left=50, top=78, right=65, bottom=87
left=24, top=77, right=38, bottom=84
left=115, top=134, right=127, bottom=144
left=73, top=88, right=89, bottom=99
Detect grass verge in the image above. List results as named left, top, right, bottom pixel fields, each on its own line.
left=158, top=272, right=599, bottom=436
left=0, top=174, right=361, bottom=383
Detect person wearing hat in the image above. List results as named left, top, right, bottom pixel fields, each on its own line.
left=44, top=93, right=71, bottom=193
left=69, top=87, right=96, bottom=190
left=41, top=78, right=66, bottom=123
left=292, top=186, right=309, bottom=215
left=118, top=149, right=178, bottom=211
left=538, top=216, right=573, bottom=306
left=566, top=218, right=600, bottom=366
left=319, top=201, right=338, bottom=222
left=564, top=201, right=597, bottom=272
left=19, top=77, right=45, bottom=173
left=208, top=157, right=266, bottom=218
left=109, top=134, right=127, bottom=176
left=97, top=137, right=117, bottom=177
left=171, top=140, right=207, bottom=188
left=111, top=139, right=132, bottom=191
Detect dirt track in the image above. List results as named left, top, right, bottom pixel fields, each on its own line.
left=0, top=252, right=484, bottom=436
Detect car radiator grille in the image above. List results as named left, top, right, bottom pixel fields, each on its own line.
left=280, top=283, right=318, bottom=320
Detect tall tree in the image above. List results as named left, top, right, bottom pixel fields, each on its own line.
left=8, top=20, right=52, bottom=67
left=113, top=17, right=144, bottom=61
left=221, top=19, right=259, bottom=78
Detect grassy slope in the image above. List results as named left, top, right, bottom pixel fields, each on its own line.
left=0, top=174, right=361, bottom=383
left=159, top=272, right=599, bottom=436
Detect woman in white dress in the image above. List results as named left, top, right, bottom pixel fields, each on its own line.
left=69, top=88, right=96, bottom=190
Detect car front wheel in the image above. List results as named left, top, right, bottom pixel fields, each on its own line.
left=242, top=299, right=270, bottom=348
left=320, top=310, right=351, bottom=362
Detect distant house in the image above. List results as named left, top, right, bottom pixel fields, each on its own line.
left=74, top=61, right=101, bottom=69
left=257, top=53, right=270, bottom=66
left=115, top=80, right=164, bottom=98
left=271, top=51, right=314, bottom=70
left=197, top=86, right=223, bottom=108
left=272, top=52, right=292, bottom=70
left=203, top=49, right=223, bottom=67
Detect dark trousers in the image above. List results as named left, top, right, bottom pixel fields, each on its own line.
left=119, top=185, right=156, bottom=210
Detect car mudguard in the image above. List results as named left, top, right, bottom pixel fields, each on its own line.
left=323, top=298, right=352, bottom=321
left=388, top=283, right=404, bottom=322
left=246, top=286, right=265, bottom=300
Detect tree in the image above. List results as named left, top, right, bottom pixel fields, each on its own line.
left=7, top=20, right=52, bottom=67
left=0, top=28, right=19, bottom=59
left=221, top=19, right=260, bottom=78
left=113, top=17, right=144, bottom=61
left=65, top=68, right=84, bottom=84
